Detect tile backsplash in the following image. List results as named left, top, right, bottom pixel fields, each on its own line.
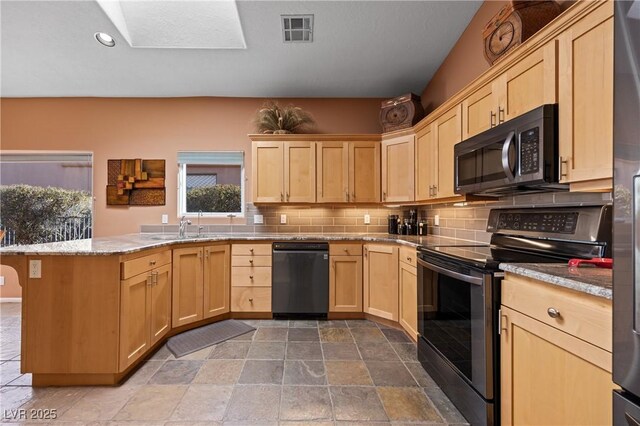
left=142, top=191, right=611, bottom=241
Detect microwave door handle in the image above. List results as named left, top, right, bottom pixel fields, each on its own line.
left=417, top=258, right=483, bottom=286
left=502, top=131, right=516, bottom=181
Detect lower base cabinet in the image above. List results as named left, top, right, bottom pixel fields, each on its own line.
left=172, top=245, right=230, bottom=327
left=120, top=263, right=171, bottom=370
left=329, top=243, right=363, bottom=313
left=399, top=260, right=417, bottom=340
left=500, top=274, right=614, bottom=425
left=363, top=244, right=399, bottom=321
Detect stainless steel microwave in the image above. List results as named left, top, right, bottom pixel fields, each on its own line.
left=454, top=104, right=568, bottom=196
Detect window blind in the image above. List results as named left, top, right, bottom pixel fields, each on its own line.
left=0, top=152, right=93, bottom=163
left=177, top=151, right=244, bottom=165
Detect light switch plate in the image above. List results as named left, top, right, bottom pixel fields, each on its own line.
left=280, top=214, right=287, bottom=224
left=364, top=214, right=371, bottom=224
left=29, top=260, right=42, bottom=279
left=254, top=214, right=264, bottom=224
left=0, top=276, right=4, bottom=286
left=434, top=215, right=440, bottom=226
left=161, top=214, right=169, bottom=224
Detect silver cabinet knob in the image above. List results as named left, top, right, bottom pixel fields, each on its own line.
left=547, top=307, right=561, bottom=318
left=248, top=298, right=254, bottom=302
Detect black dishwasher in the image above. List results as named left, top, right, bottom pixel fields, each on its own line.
left=272, top=242, right=329, bottom=317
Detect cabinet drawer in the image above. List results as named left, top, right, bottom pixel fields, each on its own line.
left=329, top=243, right=362, bottom=256
left=502, top=273, right=612, bottom=352
left=231, top=287, right=272, bottom=312
left=231, top=256, right=272, bottom=267
left=121, top=250, right=171, bottom=280
left=232, top=267, right=272, bottom=287
left=399, top=246, right=417, bottom=267
left=232, top=244, right=272, bottom=256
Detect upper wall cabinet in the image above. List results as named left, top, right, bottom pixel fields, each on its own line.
left=462, top=42, right=557, bottom=140
left=317, top=141, right=380, bottom=203
left=558, top=1, right=613, bottom=190
left=381, top=134, right=415, bottom=203
left=252, top=141, right=316, bottom=203
left=415, top=109, right=461, bottom=202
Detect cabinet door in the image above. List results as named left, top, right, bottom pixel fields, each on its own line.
left=252, top=142, right=284, bottom=202
left=317, top=141, right=349, bottom=203
left=500, top=42, right=557, bottom=122
left=399, top=262, right=417, bottom=340
left=381, top=135, right=415, bottom=203
left=415, top=123, right=437, bottom=201
left=434, top=105, right=462, bottom=200
left=172, top=247, right=204, bottom=327
left=501, top=306, right=614, bottom=426
left=558, top=3, right=613, bottom=185
left=363, top=244, right=399, bottom=321
left=120, top=272, right=150, bottom=370
left=461, top=82, right=499, bottom=139
left=329, top=255, right=362, bottom=313
left=150, top=264, right=172, bottom=346
left=284, top=141, right=316, bottom=203
left=349, top=141, right=380, bottom=203
left=203, top=245, right=230, bottom=319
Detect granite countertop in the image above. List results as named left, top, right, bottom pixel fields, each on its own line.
left=0, top=233, right=467, bottom=256
left=499, top=262, right=612, bottom=300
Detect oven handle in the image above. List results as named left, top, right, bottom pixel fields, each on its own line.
left=417, top=258, right=483, bottom=286
left=502, top=130, right=516, bottom=181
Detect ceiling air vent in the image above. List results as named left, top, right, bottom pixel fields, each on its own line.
left=281, top=15, right=313, bottom=43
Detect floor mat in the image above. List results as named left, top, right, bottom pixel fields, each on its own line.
left=166, top=319, right=255, bottom=358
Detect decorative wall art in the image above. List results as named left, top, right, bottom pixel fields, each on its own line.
left=106, top=159, right=166, bottom=206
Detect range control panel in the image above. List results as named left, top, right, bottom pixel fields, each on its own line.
left=519, top=127, right=540, bottom=175
left=497, top=212, right=579, bottom=234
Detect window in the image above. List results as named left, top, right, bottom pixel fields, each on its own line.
left=177, top=151, right=244, bottom=217
left=0, top=152, right=93, bottom=246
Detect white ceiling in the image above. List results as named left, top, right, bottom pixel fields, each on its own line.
left=0, top=0, right=482, bottom=98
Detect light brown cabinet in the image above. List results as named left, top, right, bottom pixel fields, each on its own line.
left=329, top=243, right=363, bottom=313
left=120, top=262, right=171, bottom=370
left=462, top=43, right=557, bottom=140
left=414, top=105, right=463, bottom=202
left=231, top=243, right=272, bottom=312
left=317, top=141, right=380, bottom=203
left=381, top=134, right=415, bottom=203
left=363, top=244, right=399, bottom=321
left=500, top=273, right=614, bottom=425
left=414, top=123, right=437, bottom=201
left=558, top=1, right=613, bottom=190
left=433, top=105, right=463, bottom=200
left=252, top=141, right=316, bottom=203
left=398, top=247, right=417, bottom=340
left=172, top=245, right=230, bottom=327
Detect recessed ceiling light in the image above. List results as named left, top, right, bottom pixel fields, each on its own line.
left=94, top=32, right=115, bottom=47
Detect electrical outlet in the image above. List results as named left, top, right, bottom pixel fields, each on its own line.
left=434, top=215, right=440, bottom=226
left=254, top=214, right=264, bottom=224
left=29, top=260, right=42, bottom=279
left=161, top=214, right=169, bottom=224
left=0, top=276, right=4, bottom=286
left=364, top=214, right=371, bottom=225
left=280, top=214, right=287, bottom=224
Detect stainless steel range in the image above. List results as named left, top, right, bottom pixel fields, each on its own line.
left=417, top=205, right=612, bottom=426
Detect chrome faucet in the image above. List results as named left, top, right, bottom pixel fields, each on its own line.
left=197, top=210, right=204, bottom=237
left=178, top=215, right=191, bottom=239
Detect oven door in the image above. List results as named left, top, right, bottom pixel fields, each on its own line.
left=417, top=255, right=495, bottom=399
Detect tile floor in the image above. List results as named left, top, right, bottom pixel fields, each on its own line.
left=0, top=303, right=469, bottom=425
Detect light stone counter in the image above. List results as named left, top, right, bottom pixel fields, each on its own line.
left=0, top=233, right=467, bottom=256
left=499, top=262, right=612, bottom=300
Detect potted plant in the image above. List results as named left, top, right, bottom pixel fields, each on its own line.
left=254, top=101, right=315, bottom=134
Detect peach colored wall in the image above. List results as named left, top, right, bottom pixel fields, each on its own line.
left=420, top=0, right=574, bottom=113
left=0, top=97, right=383, bottom=237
